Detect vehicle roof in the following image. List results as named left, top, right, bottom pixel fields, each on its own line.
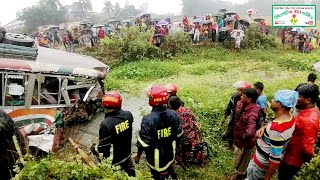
left=0, top=47, right=109, bottom=78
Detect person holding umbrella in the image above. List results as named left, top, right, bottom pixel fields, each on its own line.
left=193, top=24, right=201, bottom=44
left=247, top=9, right=258, bottom=22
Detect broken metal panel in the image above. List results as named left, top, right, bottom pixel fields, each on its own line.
left=65, top=83, right=95, bottom=90
left=61, top=79, right=71, bottom=106
left=25, top=74, right=36, bottom=108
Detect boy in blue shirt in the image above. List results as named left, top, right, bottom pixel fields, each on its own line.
left=255, top=82, right=267, bottom=127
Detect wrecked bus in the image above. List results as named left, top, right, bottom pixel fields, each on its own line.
left=0, top=43, right=109, bottom=152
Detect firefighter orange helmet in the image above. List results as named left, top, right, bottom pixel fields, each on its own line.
left=164, top=84, right=178, bottom=96
left=147, top=85, right=170, bottom=107
left=102, top=91, right=122, bottom=108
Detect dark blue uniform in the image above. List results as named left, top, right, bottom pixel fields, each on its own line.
left=137, top=106, right=183, bottom=179
left=98, top=109, right=135, bottom=176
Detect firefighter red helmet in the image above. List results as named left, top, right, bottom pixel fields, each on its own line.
left=147, top=85, right=170, bottom=107
left=164, top=84, right=178, bottom=96
left=102, top=91, right=122, bottom=108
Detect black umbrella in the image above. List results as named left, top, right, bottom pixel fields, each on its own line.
left=219, top=8, right=227, bottom=13
left=225, top=12, right=237, bottom=16
left=239, top=19, right=250, bottom=26
left=254, top=18, right=265, bottom=23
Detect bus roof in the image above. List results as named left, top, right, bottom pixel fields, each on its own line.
left=0, top=47, right=109, bottom=78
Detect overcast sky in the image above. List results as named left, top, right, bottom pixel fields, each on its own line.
left=1, top=0, right=249, bottom=25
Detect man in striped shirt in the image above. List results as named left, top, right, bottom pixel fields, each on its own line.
left=246, top=90, right=299, bottom=180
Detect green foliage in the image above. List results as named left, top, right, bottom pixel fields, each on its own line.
left=102, top=1, right=147, bottom=20
left=160, top=32, right=193, bottom=57
left=13, top=154, right=147, bottom=180
left=295, top=153, right=320, bottom=180
left=110, top=61, right=181, bottom=81
left=80, top=27, right=192, bottom=67
left=17, top=0, right=66, bottom=33
left=241, top=25, right=278, bottom=50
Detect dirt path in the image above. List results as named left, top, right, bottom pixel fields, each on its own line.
left=69, top=92, right=150, bottom=149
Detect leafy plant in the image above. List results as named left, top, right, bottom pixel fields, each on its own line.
left=241, top=25, right=278, bottom=50
left=13, top=153, right=148, bottom=180
left=294, top=153, right=320, bottom=180
left=79, top=27, right=192, bottom=67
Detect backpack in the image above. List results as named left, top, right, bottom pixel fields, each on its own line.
left=180, top=141, right=209, bottom=168
left=190, top=142, right=209, bottom=168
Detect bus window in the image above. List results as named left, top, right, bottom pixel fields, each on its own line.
left=33, top=76, right=68, bottom=105
left=3, top=74, right=26, bottom=106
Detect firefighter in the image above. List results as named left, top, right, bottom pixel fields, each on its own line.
left=97, top=91, right=135, bottom=177
left=165, top=84, right=178, bottom=97
left=134, top=85, right=183, bottom=180
left=165, top=83, right=185, bottom=106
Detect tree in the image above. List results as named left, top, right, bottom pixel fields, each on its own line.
left=39, top=0, right=64, bottom=10
left=139, top=3, right=149, bottom=14
left=182, top=0, right=233, bottom=16
left=120, top=4, right=141, bottom=19
left=78, top=0, right=93, bottom=12
left=113, top=3, right=122, bottom=18
left=17, top=3, right=65, bottom=32
left=103, top=1, right=113, bottom=19
left=101, top=1, right=141, bottom=20
left=17, top=0, right=66, bottom=33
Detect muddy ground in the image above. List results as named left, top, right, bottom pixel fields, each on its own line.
left=69, top=92, right=151, bottom=150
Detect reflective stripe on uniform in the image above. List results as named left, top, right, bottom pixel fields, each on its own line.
left=138, top=135, right=149, bottom=147
left=99, top=136, right=111, bottom=142
left=172, top=141, right=176, bottom=157
left=97, top=143, right=110, bottom=148
left=147, top=141, right=176, bottom=172
left=155, top=148, right=160, bottom=169
left=113, top=153, right=131, bottom=166
left=147, top=160, right=174, bottom=172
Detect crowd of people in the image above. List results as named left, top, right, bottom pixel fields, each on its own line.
left=224, top=73, right=320, bottom=180
left=281, top=27, right=319, bottom=54
left=32, top=10, right=271, bottom=52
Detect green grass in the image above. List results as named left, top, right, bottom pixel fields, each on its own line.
left=105, top=46, right=320, bottom=179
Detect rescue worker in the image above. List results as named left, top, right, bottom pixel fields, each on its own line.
left=0, top=109, right=18, bottom=180
left=165, top=83, right=184, bottom=106
left=134, top=85, right=183, bottom=180
left=97, top=91, right=135, bottom=177
left=168, top=96, right=201, bottom=167
left=165, top=84, right=178, bottom=97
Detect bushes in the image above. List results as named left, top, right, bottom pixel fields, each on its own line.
left=241, top=25, right=278, bottom=49
left=295, top=153, right=320, bottom=180
left=221, top=25, right=277, bottom=50
left=13, top=154, right=148, bottom=180
left=80, top=25, right=278, bottom=67
left=81, top=27, right=192, bottom=67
